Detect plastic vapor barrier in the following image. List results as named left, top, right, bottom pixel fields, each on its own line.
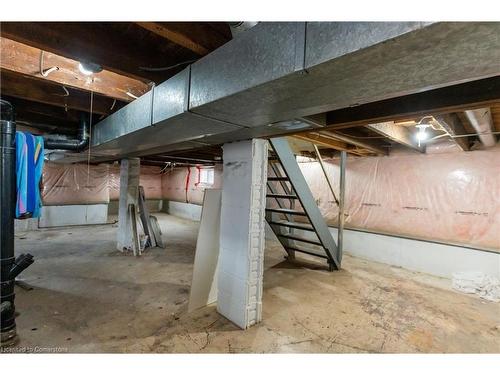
left=299, top=144, right=500, bottom=250
left=161, top=165, right=222, bottom=205
left=42, top=162, right=110, bottom=205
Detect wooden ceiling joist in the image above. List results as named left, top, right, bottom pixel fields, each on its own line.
left=366, top=122, right=424, bottom=153
left=434, top=114, right=471, bottom=151
left=301, top=115, right=387, bottom=155
left=293, top=133, right=366, bottom=156
left=1, top=37, right=149, bottom=102
left=136, top=22, right=229, bottom=56
left=0, top=22, right=231, bottom=83
left=1, top=70, right=117, bottom=116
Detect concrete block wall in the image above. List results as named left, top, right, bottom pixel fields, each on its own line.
left=218, top=139, right=268, bottom=329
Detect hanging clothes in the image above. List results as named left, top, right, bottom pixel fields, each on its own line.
left=15, top=131, right=44, bottom=219
left=15, top=132, right=28, bottom=218
left=32, top=136, right=44, bottom=218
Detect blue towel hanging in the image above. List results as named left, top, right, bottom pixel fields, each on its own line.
left=15, top=131, right=44, bottom=219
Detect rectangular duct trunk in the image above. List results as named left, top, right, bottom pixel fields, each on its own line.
left=89, top=22, right=500, bottom=159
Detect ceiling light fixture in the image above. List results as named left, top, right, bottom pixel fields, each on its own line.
left=78, top=61, right=103, bottom=76
left=415, top=124, right=431, bottom=147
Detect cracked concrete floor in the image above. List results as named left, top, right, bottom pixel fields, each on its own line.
left=6, top=213, right=499, bottom=353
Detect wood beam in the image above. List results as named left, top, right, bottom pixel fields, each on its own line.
left=323, top=76, right=500, bottom=130
left=1, top=37, right=149, bottom=102
left=366, top=122, right=424, bottom=153
left=293, top=133, right=365, bottom=156
left=1, top=70, right=117, bottom=115
left=4, top=96, right=81, bottom=124
left=319, top=130, right=387, bottom=156
left=136, top=22, right=229, bottom=56
left=434, top=113, right=470, bottom=151
left=301, top=115, right=387, bottom=155
left=0, top=22, right=199, bottom=82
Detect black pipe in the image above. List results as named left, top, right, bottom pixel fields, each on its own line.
left=1, top=99, right=18, bottom=344
left=1, top=99, right=35, bottom=346
left=43, top=113, right=89, bottom=151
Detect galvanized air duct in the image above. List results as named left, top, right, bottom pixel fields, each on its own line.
left=465, top=108, right=497, bottom=147
left=85, top=22, right=500, bottom=161
left=228, top=22, right=258, bottom=37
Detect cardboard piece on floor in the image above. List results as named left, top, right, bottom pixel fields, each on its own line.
left=138, top=185, right=156, bottom=248
left=128, top=203, right=141, bottom=256
left=188, top=189, right=222, bottom=312
left=150, top=215, right=165, bottom=249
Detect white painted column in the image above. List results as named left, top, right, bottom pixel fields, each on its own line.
left=117, top=158, right=140, bottom=252
left=217, top=139, right=268, bottom=329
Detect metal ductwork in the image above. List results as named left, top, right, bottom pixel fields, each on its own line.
left=1, top=99, right=34, bottom=346
left=465, top=108, right=497, bottom=148
left=228, top=22, right=259, bottom=37
left=86, top=22, right=500, bottom=161
left=43, top=113, right=89, bottom=151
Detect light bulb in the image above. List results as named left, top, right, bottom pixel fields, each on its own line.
left=78, top=62, right=94, bottom=76
left=416, top=130, right=428, bottom=141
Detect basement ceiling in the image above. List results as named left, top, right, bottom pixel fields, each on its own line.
left=1, top=22, right=499, bottom=166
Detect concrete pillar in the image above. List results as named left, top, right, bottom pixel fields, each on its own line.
left=217, top=139, right=268, bottom=329
left=117, top=158, right=140, bottom=252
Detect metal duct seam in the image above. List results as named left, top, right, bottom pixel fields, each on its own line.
left=89, top=22, right=500, bottom=159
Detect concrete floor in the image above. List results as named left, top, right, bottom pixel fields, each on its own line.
left=7, top=213, right=499, bottom=353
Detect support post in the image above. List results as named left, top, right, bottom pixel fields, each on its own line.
left=117, top=158, right=140, bottom=253
left=337, top=151, right=347, bottom=263
left=312, top=143, right=339, bottom=206
left=217, top=139, right=268, bottom=329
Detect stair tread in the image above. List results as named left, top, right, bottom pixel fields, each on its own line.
left=278, top=233, right=322, bottom=246
left=267, top=176, right=289, bottom=181
left=266, top=208, right=307, bottom=216
left=268, top=220, right=314, bottom=231
left=266, top=193, right=298, bottom=199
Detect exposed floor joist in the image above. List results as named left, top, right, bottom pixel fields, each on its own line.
left=0, top=22, right=213, bottom=82
left=4, top=96, right=81, bottom=134
left=136, top=22, right=230, bottom=56
left=1, top=37, right=149, bottom=102
left=434, top=113, right=471, bottom=151
left=1, top=70, right=119, bottom=115
left=366, top=122, right=424, bottom=153
left=293, top=133, right=367, bottom=156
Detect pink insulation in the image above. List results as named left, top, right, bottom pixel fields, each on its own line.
left=108, top=165, right=163, bottom=201
left=161, top=165, right=222, bottom=205
left=42, top=162, right=110, bottom=205
left=43, top=163, right=164, bottom=205
left=299, top=144, right=500, bottom=250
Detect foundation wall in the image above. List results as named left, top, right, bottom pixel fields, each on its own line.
left=298, top=144, right=500, bottom=251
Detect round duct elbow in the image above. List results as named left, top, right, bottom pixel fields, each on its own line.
left=228, top=22, right=259, bottom=37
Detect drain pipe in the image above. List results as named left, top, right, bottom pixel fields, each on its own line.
left=1, top=99, right=34, bottom=346
left=465, top=108, right=497, bottom=148
left=43, top=113, right=89, bottom=151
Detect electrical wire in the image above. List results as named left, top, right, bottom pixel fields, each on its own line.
left=61, top=86, right=69, bottom=97
left=39, top=51, right=59, bottom=77
left=126, top=92, right=139, bottom=100
left=86, top=91, right=94, bottom=185
left=138, top=59, right=197, bottom=72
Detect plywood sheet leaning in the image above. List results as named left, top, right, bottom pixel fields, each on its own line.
left=188, top=189, right=222, bottom=312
